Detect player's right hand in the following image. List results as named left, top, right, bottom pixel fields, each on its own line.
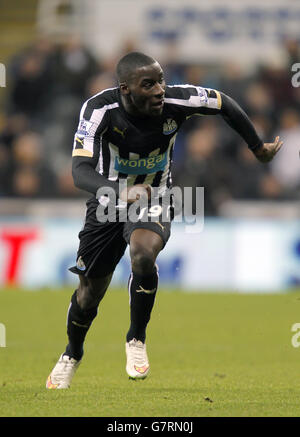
left=120, top=184, right=152, bottom=204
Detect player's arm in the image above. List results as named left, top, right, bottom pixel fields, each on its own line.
left=71, top=108, right=120, bottom=195
left=72, top=156, right=151, bottom=202
left=72, top=155, right=119, bottom=194
left=218, top=92, right=283, bottom=162
left=71, top=110, right=151, bottom=201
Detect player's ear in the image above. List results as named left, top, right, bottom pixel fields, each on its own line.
left=119, top=82, right=130, bottom=95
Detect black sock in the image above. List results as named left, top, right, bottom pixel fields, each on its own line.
left=126, top=267, right=158, bottom=343
left=64, top=290, right=98, bottom=361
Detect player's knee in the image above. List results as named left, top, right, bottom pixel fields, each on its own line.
left=77, top=275, right=111, bottom=310
left=131, top=248, right=156, bottom=276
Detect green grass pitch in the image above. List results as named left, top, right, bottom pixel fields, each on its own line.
left=1, top=287, right=300, bottom=417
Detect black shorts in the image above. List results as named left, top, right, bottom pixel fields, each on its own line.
left=69, top=196, right=173, bottom=278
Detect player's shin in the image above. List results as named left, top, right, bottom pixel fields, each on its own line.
left=126, top=267, right=159, bottom=343
left=64, top=290, right=98, bottom=360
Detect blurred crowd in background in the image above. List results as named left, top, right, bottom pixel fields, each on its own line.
left=0, top=34, right=299, bottom=215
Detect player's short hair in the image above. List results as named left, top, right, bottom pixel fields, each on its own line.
left=116, top=52, right=157, bottom=84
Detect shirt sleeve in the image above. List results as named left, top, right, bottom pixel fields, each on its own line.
left=188, top=86, right=222, bottom=114
left=72, top=99, right=108, bottom=158
left=200, top=87, right=222, bottom=111
left=165, top=85, right=222, bottom=116
left=71, top=98, right=119, bottom=195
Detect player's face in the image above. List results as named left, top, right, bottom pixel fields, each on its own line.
left=122, top=62, right=166, bottom=117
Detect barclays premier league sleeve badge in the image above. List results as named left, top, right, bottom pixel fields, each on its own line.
left=197, top=87, right=209, bottom=104
left=77, top=120, right=94, bottom=139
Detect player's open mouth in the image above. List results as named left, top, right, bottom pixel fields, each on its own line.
left=151, top=100, right=164, bottom=108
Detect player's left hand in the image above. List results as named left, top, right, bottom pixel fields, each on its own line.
left=253, top=136, right=283, bottom=163
left=120, top=183, right=152, bottom=204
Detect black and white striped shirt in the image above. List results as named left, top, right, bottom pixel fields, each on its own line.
left=72, top=85, right=222, bottom=197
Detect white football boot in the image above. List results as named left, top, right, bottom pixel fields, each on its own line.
left=46, top=354, right=81, bottom=389
left=126, top=338, right=150, bottom=380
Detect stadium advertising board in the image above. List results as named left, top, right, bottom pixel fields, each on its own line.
left=81, top=0, right=300, bottom=65
left=0, top=218, right=299, bottom=292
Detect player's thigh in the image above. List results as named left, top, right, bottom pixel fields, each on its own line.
left=69, top=196, right=127, bottom=278
left=123, top=199, right=172, bottom=273
left=123, top=199, right=172, bottom=252
left=70, top=221, right=127, bottom=278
